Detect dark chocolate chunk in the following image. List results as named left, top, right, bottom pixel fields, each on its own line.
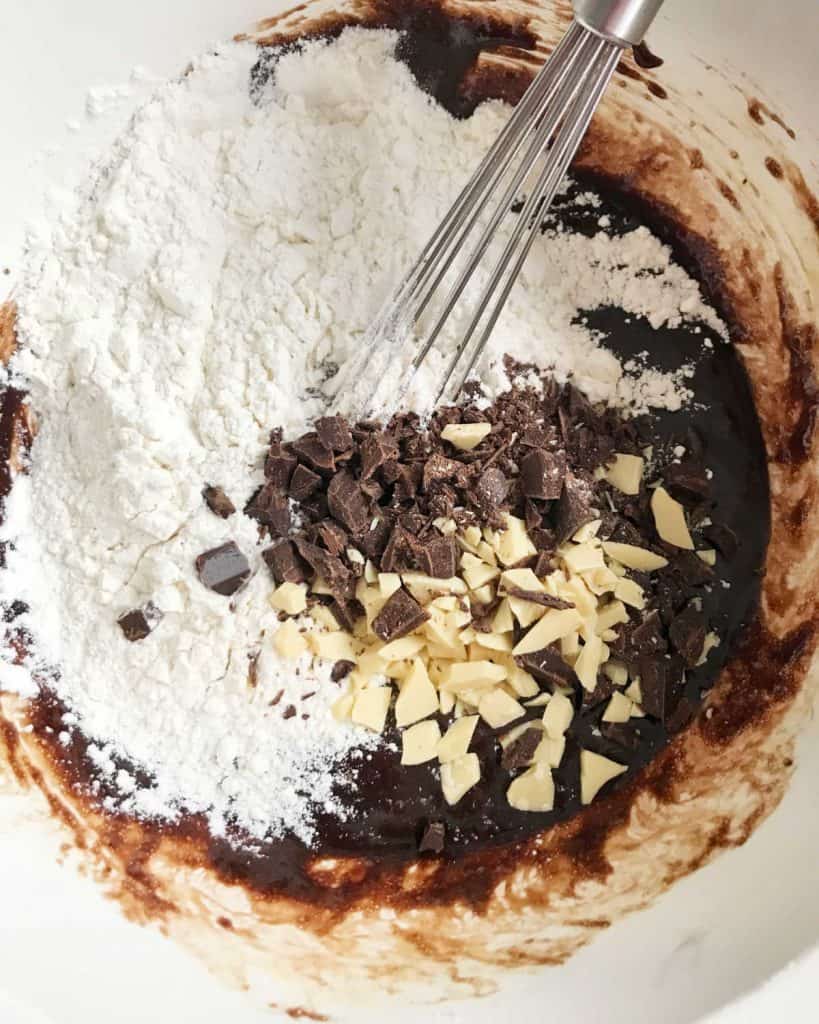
left=520, top=424, right=552, bottom=448
left=637, top=654, right=684, bottom=720
left=328, top=597, right=360, bottom=633
left=315, top=415, right=353, bottom=453
left=293, top=538, right=351, bottom=594
left=202, top=485, right=236, bottom=519
left=600, top=721, right=641, bottom=750
left=532, top=550, right=554, bottom=577
left=327, top=470, right=370, bottom=535
left=245, top=483, right=290, bottom=537
left=331, top=659, right=355, bottom=682
left=669, top=603, right=707, bottom=667
left=505, top=587, right=573, bottom=609
left=358, top=516, right=392, bottom=560
left=288, top=463, right=322, bottom=501
left=359, top=433, right=399, bottom=480
left=555, top=471, right=596, bottom=542
left=516, top=645, right=576, bottom=688
left=264, top=448, right=297, bottom=490
left=380, top=524, right=419, bottom=572
left=316, top=519, right=348, bottom=556
left=581, top=672, right=616, bottom=711
left=117, top=601, right=163, bottom=642
left=500, top=726, right=542, bottom=771
left=664, top=460, right=710, bottom=503
left=422, top=453, right=461, bottom=491
left=291, top=432, right=335, bottom=473
left=520, top=448, right=566, bottom=500
left=416, top=534, right=457, bottom=579
left=418, top=821, right=445, bottom=854
left=262, top=540, right=308, bottom=584
left=702, top=522, right=738, bottom=559
left=674, top=550, right=715, bottom=586
left=475, top=466, right=509, bottom=507
left=195, top=541, right=251, bottom=596
left=372, top=587, right=429, bottom=642
left=628, top=610, right=666, bottom=657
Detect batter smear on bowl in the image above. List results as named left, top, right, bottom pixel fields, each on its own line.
left=0, top=1, right=815, bottom=1013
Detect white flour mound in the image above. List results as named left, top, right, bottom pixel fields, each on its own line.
left=2, top=30, right=725, bottom=844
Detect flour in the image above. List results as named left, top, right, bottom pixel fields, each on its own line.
left=2, top=29, right=726, bottom=845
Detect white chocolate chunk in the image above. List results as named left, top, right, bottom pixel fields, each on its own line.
left=580, top=750, right=627, bottom=804
left=572, top=519, right=602, bottom=543
left=378, top=572, right=402, bottom=598
left=269, top=581, right=308, bottom=615
left=401, top=720, right=442, bottom=765
left=439, top=689, right=455, bottom=715
left=532, top=733, right=565, bottom=768
left=602, top=691, right=633, bottom=723
left=471, top=631, right=513, bottom=653
left=495, top=515, right=537, bottom=567
left=624, top=678, right=643, bottom=704
left=614, top=577, right=646, bottom=609
left=542, top=690, right=574, bottom=738
left=603, top=659, right=629, bottom=687
left=351, top=686, right=392, bottom=733
left=513, top=608, right=583, bottom=655
left=651, top=486, right=694, bottom=549
left=395, top=658, right=439, bottom=727
left=332, top=691, right=354, bottom=722
left=440, top=660, right=507, bottom=690
left=605, top=453, right=645, bottom=495
left=273, top=618, right=307, bottom=659
left=309, top=630, right=360, bottom=661
left=433, top=517, right=457, bottom=536
left=573, top=633, right=605, bottom=692
left=470, top=583, right=495, bottom=605
left=562, top=542, right=605, bottom=574
left=500, top=568, right=544, bottom=592
left=602, top=541, right=668, bottom=572
left=697, top=548, right=717, bottom=566
left=441, top=752, right=481, bottom=804
left=505, top=664, right=540, bottom=698
left=508, top=596, right=546, bottom=628
left=378, top=635, right=426, bottom=661
left=697, top=631, right=721, bottom=666
left=596, top=600, right=629, bottom=633
left=441, top=422, right=492, bottom=451
left=437, top=715, right=479, bottom=763
left=460, top=552, right=500, bottom=589
left=526, top=692, right=552, bottom=707
left=346, top=547, right=364, bottom=565
left=507, top=763, right=555, bottom=812
left=479, top=689, right=525, bottom=729
left=582, top=566, right=620, bottom=595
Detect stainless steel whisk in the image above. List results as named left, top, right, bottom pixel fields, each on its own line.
left=342, top=0, right=666, bottom=419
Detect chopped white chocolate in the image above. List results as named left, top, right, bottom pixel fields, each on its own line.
left=573, top=519, right=602, bottom=543
left=439, top=689, right=455, bottom=715
left=477, top=540, right=498, bottom=565
left=433, top=516, right=457, bottom=536
left=573, top=633, right=606, bottom=692
left=312, top=604, right=343, bottom=631
left=512, top=608, right=583, bottom=655
left=269, top=581, right=308, bottom=615
left=332, top=691, right=355, bottom=722
left=460, top=552, right=500, bottom=590
left=273, top=618, right=307, bottom=659
left=394, top=658, right=439, bottom=727
left=614, top=577, right=646, bottom=609
left=561, top=630, right=581, bottom=659
left=470, top=583, right=495, bottom=605
left=495, top=514, right=537, bottom=567
left=508, top=596, right=546, bottom=628
left=602, top=691, right=633, bottom=723
left=596, top=600, right=629, bottom=633
left=624, top=678, right=642, bottom=704
left=605, top=453, right=645, bottom=495
left=651, top=486, right=694, bottom=549
left=346, top=547, right=364, bottom=565
left=401, top=720, right=442, bottom=765
left=378, top=572, right=402, bottom=597
left=697, top=631, right=721, bottom=666
left=582, top=566, right=620, bottom=595
left=697, top=548, right=717, bottom=566
left=542, top=690, right=574, bottom=738
left=479, top=689, right=525, bottom=729
left=562, top=542, right=605, bottom=575
left=440, top=660, right=507, bottom=690
left=580, top=750, right=627, bottom=804
left=309, top=630, right=360, bottom=661
left=507, top=763, right=555, bottom=812
left=472, top=631, right=512, bottom=653
left=505, top=664, right=540, bottom=698
left=441, top=422, right=492, bottom=451
left=351, top=686, right=392, bottom=733
left=532, top=733, right=565, bottom=768
left=364, top=559, right=378, bottom=584
left=603, top=660, right=629, bottom=687
left=525, top=692, right=552, bottom=707
left=462, top=525, right=482, bottom=548
left=437, top=715, right=479, bottom=763
left=602, top=541, right=668, bottom=572
left=440, top=752, right=481, bottom=804
left=500, top=568, right=544, bottom=592
left=378, top=635, right=426, bottom=661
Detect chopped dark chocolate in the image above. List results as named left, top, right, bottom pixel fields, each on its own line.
left=202, top=485, right=235, bottom=519
left=315, top=519, right=348, bottom=556
left=520, top=448, right=566, bottom=501
left=195, top=541, right=251, bottom=596
left=500, top=726, right=541, bottom=771
left=117, top=602, right=163, bottom=642
left=330, top=659, right=355, bottom=682
left=291, top=432, right=335, bottom=473
left=532, top=550, right=554, bottom=577
left=475, top=466, right=509, bottom=507
left=581, top=672, right=617, bottom=711
left=262, top=540, right=308, bottom=584
left=358, top=516, right=392, bottom=560
left=505, top=587, right=573, bottom=609
left=264, top=447, right=297, bottom=490
left=600, top=721, right=641, bottom=750
left=637, top=657, right=670, bottom=719
left=289, top=463, right=322, bottom=501
left=415, top=534, right=457, bottom=578
left=516, top=645, right=576, bottom=688
left=418, top=821, right=445, bottom=854
left=327, top=470, right=370, bottom=535
left=664, top=460, right=710, bottom=503
left=372, top=587, right=428, bottom=642
left=315, top=415, right=354, bottom=453
left=422, top=453, right=461, bottom=490
left=244, top=483, right=290, bottom=537
left=359, top=433, right=399, bottom=480
left=702, top=522, right=738, bottom=559
left=555, top=470, right=596, bottom=542
left=669, top=603, right=707, bottom=667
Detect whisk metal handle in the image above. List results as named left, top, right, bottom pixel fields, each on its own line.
left=573, top=0, right=665, bottom=46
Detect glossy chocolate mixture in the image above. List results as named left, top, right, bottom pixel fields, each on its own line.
left=3, top=11, right=770, bottom=895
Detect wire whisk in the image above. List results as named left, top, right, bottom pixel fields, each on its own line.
left=335, top=0, right=666, bottom=422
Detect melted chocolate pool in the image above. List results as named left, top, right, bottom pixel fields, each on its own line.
left=4, top=11, right=770, bottom=898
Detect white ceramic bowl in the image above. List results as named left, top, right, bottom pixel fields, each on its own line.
left=0, top=2, right=816, bottom=1021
